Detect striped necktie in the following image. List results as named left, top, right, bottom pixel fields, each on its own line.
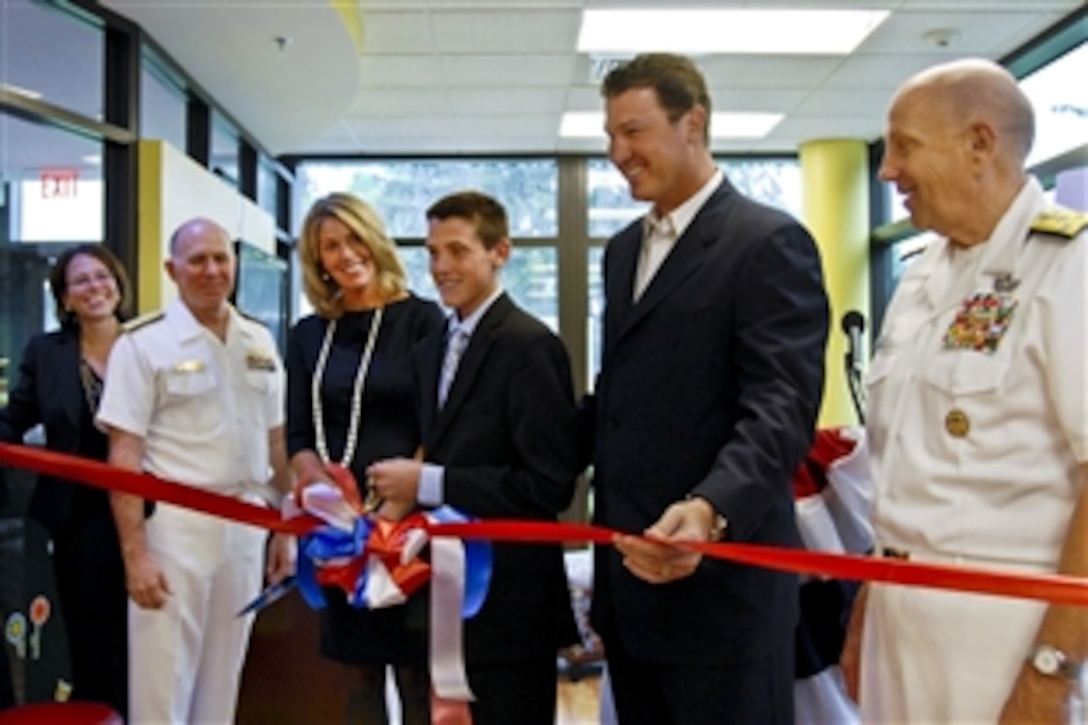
left=438, top=328, right=469, bottom=408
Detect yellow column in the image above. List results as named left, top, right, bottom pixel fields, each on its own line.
left=800, top=139, right=870, bottom=428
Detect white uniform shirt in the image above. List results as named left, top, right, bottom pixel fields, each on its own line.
left=97, top=298, right=285, bottom=497
left=867, top=177, right=1087, bottom=568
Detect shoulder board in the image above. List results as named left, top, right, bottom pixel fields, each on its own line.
left=1030, top=206, right=1088, bottom=240
left=122, top=311, right=165, bottom=333
left=237, top=309, right=265, bottom=326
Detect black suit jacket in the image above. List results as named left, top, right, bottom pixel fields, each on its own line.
left=0, top=330, right=104, bottom=532
left=417, top=293, right=580, bottom=664
left=590, top=177, right=829, bottom=666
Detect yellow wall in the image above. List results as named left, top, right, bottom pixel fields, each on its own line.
left=136, top=140, right=275, bottom=313
left=800, top=139, right=870, bottom=428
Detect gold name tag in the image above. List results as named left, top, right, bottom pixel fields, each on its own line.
left=246, top=350, right=276, bottom=371
left=173, top=359, right=205, bottom=373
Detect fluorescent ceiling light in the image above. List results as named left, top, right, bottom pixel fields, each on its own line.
left=560, top=111, right=783, bottom=139
left=578, top=9, right=890, bottom=55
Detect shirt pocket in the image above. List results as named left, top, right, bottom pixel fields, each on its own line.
left=163, top=367, right=221, bottom=431
left=244, top=369, right=273, bottom=394
left=922, top=352, right=1008, bottom=398
left=164, top=368, right=217, bottom=397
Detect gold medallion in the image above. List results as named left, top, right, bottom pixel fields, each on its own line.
left=945, top=409, right=970, bottom=438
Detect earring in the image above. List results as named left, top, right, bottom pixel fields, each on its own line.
left=320, top=271, right=331, bottom=282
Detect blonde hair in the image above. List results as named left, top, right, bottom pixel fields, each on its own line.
left=298, top=193, right=408, bottom=319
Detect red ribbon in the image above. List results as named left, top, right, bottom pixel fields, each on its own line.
left=0, top=443, right=318, bottom=535
left=2, top=442, right=1086, bottom=608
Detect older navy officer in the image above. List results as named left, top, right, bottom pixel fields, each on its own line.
left=841, top=59, right=1087, bottom=723
left=98, top=217, right=294, bottom=723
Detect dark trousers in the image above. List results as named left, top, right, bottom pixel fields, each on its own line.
left=51, top=514, right=128, bottom=719
left=466, top=655, right=557, bottom=725
left=604, top=633, right=794, bottom=725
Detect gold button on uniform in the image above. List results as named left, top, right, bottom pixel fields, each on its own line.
left=945, top=409, right=970, bottom=438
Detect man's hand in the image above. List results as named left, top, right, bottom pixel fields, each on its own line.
left=123, top=547, right=171, bottom=609
left=614, top=498, right=719, bottom=584
left=367, top=458, right=423, bottom=504
left=999, top=665, right=1073, bottom=724
left=266, top=532, right=296, bottom=586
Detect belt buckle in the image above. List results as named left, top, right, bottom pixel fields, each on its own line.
left=882, top=546, right=910, bottom=560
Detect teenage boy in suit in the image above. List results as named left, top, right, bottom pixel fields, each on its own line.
left=368, top=190, right=580, bottom=724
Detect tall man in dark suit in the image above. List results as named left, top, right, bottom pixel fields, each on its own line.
left=368, top=190, right=580, bottom=724
left=587, top=53, right=830, bottom=724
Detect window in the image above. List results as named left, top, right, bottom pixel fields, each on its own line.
left=211, top=112, right=240, bottom=186
left=587, top=159, right=647, bottom=238
left=0, top=112, right=105, bottom=405
left=0, top=0, right=104, bottom=121
left=399, top=246, right=559, bottom=332
left=257, top=158, right=280, bottom=217
left=295, top=160, right=558, bottom=239
left=140, top=51, right=188, bottom=152
left=1022, top=41, right=1088, bottom=170
left=587, top=157, right=803, bottom=238
left=586, top=246, right=604, bottom=385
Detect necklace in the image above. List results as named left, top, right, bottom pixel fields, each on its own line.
left=311, top=307, right=383, bottom=468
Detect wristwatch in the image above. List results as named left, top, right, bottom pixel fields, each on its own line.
left=687, top=495, right=728, bottom=542
left=1029, top=644, right=1082, bottom=679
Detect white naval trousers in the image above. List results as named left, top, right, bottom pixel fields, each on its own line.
left=128, top=502, right=266, bottom=724
left=860, top=569, right=1086, bottom=724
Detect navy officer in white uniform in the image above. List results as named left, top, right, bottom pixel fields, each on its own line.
left=841, top=59, right=1087, bottom=724
left=98, top=217, right=294, bottom=724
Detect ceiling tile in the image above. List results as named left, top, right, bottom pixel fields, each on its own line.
left=768, top=115, right=883, bottom=143
left=820, top=53, right=954, bottom=90
left=430, top=9, right=582, bottom=54
left=792, top=88, right=897, bottom=115
left=348, top=89, right=450, bottom=116
left=440, top=55, right=576, bottom=87
left=357, top=55, right=445, bottom=89
left=453, top=116, right=561, bottom=137
left=359, top=11, right=436, bottom=54
left=697, top=56, right=845, bottom=89
left=855, top=10, right=1068, bottom=56
left=447, top=88, right=567, bottom=115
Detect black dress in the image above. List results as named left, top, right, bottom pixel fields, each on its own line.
left=286, top=294, right=445, bottom=665
left=0, top=331, right=128, bottom=718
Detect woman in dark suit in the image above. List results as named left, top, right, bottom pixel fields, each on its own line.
left=0, top=244, right=132, bottom=717
left=287, top=193, right=444, bottom=724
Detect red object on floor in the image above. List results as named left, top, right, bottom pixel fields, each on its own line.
left=0, top=702, right=122, bottom=724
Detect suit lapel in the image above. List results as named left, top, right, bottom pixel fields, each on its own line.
left=617, top=181, right=733, bottom=340
left=53, top=332, right=84, bottom=432
left=418, top=328, right=445, bottom=449
left=429, top=294, right=511, bottom=449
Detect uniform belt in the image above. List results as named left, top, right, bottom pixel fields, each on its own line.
left=880, top=546, right=1043, bottom=571
left=880, top=546, right=964, bottom=564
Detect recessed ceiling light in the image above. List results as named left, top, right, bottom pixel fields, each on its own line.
left=560, top=111, right=783, bottom=139
left=578, top=9, right=890, bottom=55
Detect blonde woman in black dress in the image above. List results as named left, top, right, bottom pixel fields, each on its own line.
left=287, top=193, right=444, bottom=724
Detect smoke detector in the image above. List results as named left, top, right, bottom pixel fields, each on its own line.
left=922, top=28, right=962, bottom=49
